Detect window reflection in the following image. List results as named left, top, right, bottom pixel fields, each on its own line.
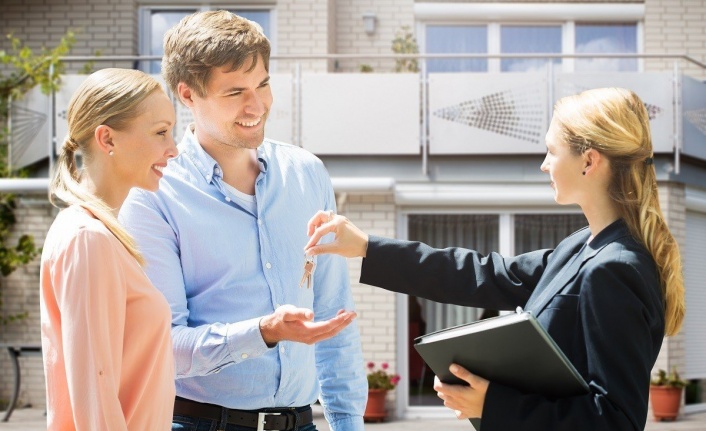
left=501, top=25, right=562, bottom=72
left=149, top=11, right=193, bottom=74
left=426, top=25, right=487, bottom=73
left=575, top=24, right=638, bottom=72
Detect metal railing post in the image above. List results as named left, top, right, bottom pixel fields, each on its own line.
left=7, top=94, right=12, bottom=174
left=420, top=57, right=428, bottom=177
left=673, top=60, right=682, bottom=175
left=294, top=62, right=302, bottom=148
left=48, top=63, right=55, bottom=176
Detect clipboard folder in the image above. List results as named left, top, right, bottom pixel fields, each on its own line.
left=413, top=308, right=589, bottom=430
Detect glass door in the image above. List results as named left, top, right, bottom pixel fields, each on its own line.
left=406, top=214, right=499, bottom=406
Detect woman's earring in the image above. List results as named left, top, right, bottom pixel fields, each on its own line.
left=108, top=150, right=114, bottom=156
left=582, top=171, right=585, bottom=175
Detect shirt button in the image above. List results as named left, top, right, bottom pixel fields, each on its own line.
left=280, top=346, right=285, bottom=353
left=225, top=197, right=231, bottom=202
left=257, top=219, right=263, bottom=225
left=265, top=262, right=272, bottom=269
left=276, top=303, right=281, bottom=308
left=241, top=353, right=248, bottom=359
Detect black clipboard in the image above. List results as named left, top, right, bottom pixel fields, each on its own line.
left=414, top=309, right=589, bottom=430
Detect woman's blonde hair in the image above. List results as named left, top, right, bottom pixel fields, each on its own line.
left=50, top=68, right=164, bottom=265
left=553, top=87, right=685, bottom=336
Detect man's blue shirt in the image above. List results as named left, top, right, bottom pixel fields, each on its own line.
left=120, top=128, right=366, bottom=430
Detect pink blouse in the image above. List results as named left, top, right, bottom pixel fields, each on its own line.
left=40, top=205, right=175, bottom=430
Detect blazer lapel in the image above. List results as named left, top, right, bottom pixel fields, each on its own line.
left=524, top=240, right=587, bottom=315
left=525, top=220, right=631, bottom=315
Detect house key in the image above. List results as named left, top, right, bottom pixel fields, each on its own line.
left=299, top=256, right=315, bottom=289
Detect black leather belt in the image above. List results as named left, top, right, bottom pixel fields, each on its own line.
left=174, top=397, right=313, bottom=431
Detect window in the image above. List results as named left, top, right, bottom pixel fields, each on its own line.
left=140, top=7, right=273, bottom=74
left=422, top=21, right=639, bottom=73
left=514, top=214, right=587, bottom=253
left=425, top=25, right=487, bottom=73
left=575, top=23, right=638, bottom=72
left=407, top=214, right=498, bottom=407
left=500, top=25, right=562, bottom=72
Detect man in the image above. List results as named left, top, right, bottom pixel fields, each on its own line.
left=120, top=10, right=367, bottom=431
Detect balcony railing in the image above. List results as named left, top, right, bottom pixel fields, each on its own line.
left=7, top=53, right=706, bottom=177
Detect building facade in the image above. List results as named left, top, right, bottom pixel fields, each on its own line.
left=1, top=0, right=706, bottom=421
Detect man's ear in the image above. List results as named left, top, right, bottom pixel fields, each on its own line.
left=177, top=82, right=195, bottom=108
left=94, top=125, right=114, bottom=156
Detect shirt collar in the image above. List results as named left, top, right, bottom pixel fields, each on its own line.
left=585, top=218, right=630, bottom=257
left=178, top=124, right=269, bottom=182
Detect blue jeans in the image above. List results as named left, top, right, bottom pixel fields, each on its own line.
left=172, top=412, right=318, bottom=431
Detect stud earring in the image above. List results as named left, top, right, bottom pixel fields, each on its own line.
left=109, top=150, right=114, bottom=156
left=582, top=171, right=586, bottom=175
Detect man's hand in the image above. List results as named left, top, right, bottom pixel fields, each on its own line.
left=434, top=364, right=490, bottom=420
left=304, top=210, right=369, bottom=258
left=259, top=304, right=357, bottom=346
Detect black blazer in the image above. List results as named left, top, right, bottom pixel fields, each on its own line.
left=361, top=219, right=664, bottom=430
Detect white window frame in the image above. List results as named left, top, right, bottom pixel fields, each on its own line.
left=138, top=4, right=277, bottom=72
left=416, top=3, right=644, bottom=73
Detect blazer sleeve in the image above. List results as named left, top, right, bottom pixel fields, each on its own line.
left=51, top=229, right=129, bottom=431
left=360, top=235, right=551, bottom=310
left=481, top=257, right=663, bottom=431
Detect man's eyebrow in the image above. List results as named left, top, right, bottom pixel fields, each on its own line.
left=223, top=76, right=270, bottom=93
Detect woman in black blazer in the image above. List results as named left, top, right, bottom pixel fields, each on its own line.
left=305, top=88, right=685, bottom=430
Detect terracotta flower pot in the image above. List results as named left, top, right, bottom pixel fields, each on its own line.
left=364, top=388, right=388, bottom=423
left=650, top=385, right=683, bottom=421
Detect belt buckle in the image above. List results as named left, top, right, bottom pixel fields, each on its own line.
left=257, top=411, right=281, bottom=431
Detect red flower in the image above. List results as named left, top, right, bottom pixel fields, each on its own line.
left=366, top=361, right=399, bottom=390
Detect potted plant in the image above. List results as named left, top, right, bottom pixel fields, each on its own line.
left=650, top=367, right=688, bottom=421
left=364, top=361, right=400, bottom=423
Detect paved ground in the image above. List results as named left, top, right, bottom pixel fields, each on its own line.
left=2, top=406, right=706, bottom=430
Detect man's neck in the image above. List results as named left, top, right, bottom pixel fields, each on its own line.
left=201, top=144, right=260, bottom=196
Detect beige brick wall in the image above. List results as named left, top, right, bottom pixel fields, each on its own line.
left=274, top=0, right=333, bottom=73
left=339, top=193, right=398, bottom=408
left=651, top=182, right=687, bottom=415
left=644, top=0, right=706, bottom=80
left=0, top=0, right=136, bottom=72
left=661, top=182, right=687, bottom=372
left=0, top=195, right=56, bottom=409
left=335, top=0, right=415, bottom=73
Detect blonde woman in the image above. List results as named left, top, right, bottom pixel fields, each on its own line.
left=305, top=87, right=685, bottom=430
left=40, top=68, right=178, bottom=430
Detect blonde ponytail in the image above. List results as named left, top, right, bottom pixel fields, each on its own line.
left=554, top=88, right=685, bottom=336
left=49, top=68, right=164, bottom=266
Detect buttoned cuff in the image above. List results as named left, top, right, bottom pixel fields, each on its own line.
left=225, top=317, right=271, bottom=363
